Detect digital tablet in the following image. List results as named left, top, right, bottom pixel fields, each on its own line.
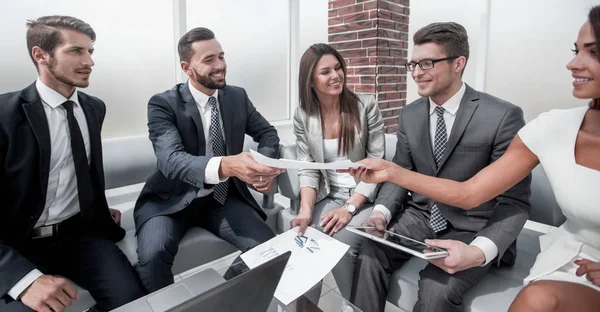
left=345, top=226, right=449, bottom=259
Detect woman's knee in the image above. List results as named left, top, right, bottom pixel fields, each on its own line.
left=510, top=281, right=560, bottom=312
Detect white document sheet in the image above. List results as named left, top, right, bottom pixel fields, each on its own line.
left=240, top=226, right=350, bottom=305
left=250, top=149, right=366, bottom=170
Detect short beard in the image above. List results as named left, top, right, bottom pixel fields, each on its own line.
left=193, top=68, right=226, bottom=90
left=47, top=56, right=90, bottom=88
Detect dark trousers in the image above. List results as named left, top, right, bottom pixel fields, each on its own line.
left=0, top=227, right=146, bottom=311
left=135, top=189, right=276, bottom=293
left=350, top=207, right=493, bottom=312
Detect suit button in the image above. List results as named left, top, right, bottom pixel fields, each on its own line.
left=183, top=201, right=189, bottom=206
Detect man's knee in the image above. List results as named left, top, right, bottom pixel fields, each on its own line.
left=137, top=238, right=178, bottom=266
left=333, top=230, right=363, bottom=256
left=358, top=238, right=378, bottom=257
left=510, top=281, right=559, bottom=312
left=416, top=274, right=464, bottom=311
left=136, top=219, right=182, bottom=265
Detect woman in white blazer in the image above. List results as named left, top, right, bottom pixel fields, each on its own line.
left=290, top=43, right=385, bottom=299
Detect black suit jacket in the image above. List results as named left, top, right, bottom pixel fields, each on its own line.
left=376, top=85, right=532, bottom=265
left=133, top=83, right=279, bottom=231
left=0, top=82, right=125, bottom=297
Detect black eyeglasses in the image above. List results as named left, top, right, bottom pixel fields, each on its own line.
left=404, top=56, right=459, bottom=72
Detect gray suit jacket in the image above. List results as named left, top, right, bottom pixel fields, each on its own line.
left=376, top=85, right=531, bottom=265
left=294, top=94, right=385, bottom=203
left=133, top=83, right=279, bottom=231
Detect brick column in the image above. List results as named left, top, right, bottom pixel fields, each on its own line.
left=328, top=0, right=409, bottom=133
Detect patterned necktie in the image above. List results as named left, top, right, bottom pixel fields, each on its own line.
left=430, top=106, right=448, bottom=232
left=208, top=96, right=228, bottom=205
left=63, top=100, right=95, bottom=214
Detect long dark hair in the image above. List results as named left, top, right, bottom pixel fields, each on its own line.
left=589, top=5, right=600, bottom=109
left=298, top=43, right=361, bottom=156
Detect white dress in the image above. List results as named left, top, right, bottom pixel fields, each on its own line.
left=519, top=106, right=600, bottom=292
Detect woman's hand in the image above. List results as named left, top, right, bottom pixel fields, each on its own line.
left=575, top=259, right=600, bottom=286
left=346, top=158, right=396, bottom=184
left=290, top=209, right=313, bottom=236
left=320, top=207, right=352, bottom=236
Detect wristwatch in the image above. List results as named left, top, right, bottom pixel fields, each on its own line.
left=344, top=202, right=357, bottom=215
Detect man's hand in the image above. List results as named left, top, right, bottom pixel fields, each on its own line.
left=575, top=259, right=600, bottom=286
left=345, top=158, right=395, bottom=184
left=253, top=177, right=276, bottom=193
left=109, top=208, right=121, bottom=226
left=320, top=207, right=352, bottom=236
left=20, top=275, right=78, bottom=312
left=290, top=209, right=313, bottom=236
left=425, top=239, right=486, bottom=274
left=361, top=210, right=388, bottom=237
left=220, top=152, right=283, bottom=188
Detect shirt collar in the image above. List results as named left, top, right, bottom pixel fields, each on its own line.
left=188, top=81, right=219, bottom=111
left=35, top=78, right=80, bottom=108
left=429, top=82, right=465, bottom=116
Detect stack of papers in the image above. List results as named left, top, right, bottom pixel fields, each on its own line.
left=250, top=149, right=366, bottom=170
left=240, top=227, right=350, bottom=305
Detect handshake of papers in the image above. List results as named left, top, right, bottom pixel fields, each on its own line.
left=250, top=149, right=367, bottom=170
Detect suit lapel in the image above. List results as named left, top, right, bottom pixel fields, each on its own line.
left=21, top=83, right=51, bottom=201
left=181, top=83, right=206, bottom=155
left=310, top=113, right=325, bottom=163
left=416, top=99, right=437, bottom=173
left=218, top=88, right=233, bottom=154
left=78, top=94, right=103, bottom=174
left=436, top=86, right=479, bottom=173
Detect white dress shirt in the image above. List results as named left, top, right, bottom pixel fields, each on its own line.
left=187, top=82, right=228, bottom=198
left=9, top=78, right=91, bottom=299
left=373, top=83, right=498, bottom=266
left=323, top=139, right=357, bottom=188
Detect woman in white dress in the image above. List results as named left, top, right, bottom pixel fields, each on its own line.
left=346, top=6, right=600, bottom=312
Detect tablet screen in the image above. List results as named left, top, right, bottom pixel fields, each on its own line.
left=351, top=227, right=447, bottom=254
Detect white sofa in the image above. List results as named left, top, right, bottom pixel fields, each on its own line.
left=66, top=135, right=284, bottom=312
left=276, top=134, right=565, bottom=312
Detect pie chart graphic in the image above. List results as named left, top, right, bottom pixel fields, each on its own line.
left=295, top=235, right=321, bottom=253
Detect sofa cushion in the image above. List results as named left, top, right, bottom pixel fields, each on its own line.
left=387, top=227, right=543, bottom=312
left=529, top=166, right=565, bottom=227
left=102, top=136, right=156, bottom=190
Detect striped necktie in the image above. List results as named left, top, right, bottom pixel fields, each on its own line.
left=208, top=96, right=228, bottom=205
left=430, top=106, right=448, bottom=232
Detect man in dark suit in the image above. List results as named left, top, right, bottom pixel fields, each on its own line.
left=349, top=22, right=532, bottom=312
left=134, top=27, right=283, bottom=292
left=0, top=16, right=146, bottom=312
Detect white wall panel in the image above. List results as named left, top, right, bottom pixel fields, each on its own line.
left=0, top=0, right=176, bottom=138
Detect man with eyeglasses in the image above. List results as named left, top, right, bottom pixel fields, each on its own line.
left=349, top=22, right=531, bottom=312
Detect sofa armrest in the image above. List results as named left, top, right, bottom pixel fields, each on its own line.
left=529, top=165, right=565, bottom=227
left=277, top=144, right=300, bottom=214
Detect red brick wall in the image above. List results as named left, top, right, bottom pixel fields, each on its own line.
left=329, top=0, right=409, bottom=133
